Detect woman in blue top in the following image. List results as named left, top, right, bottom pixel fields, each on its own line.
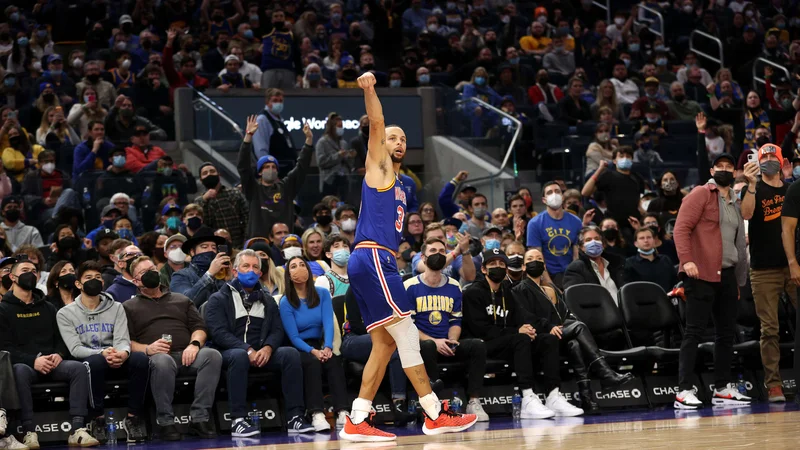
left=279, top=256, right=349, bottom=432
left=462, top=66, right=502, bottom=137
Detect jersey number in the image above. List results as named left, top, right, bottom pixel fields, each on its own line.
left=395, top=206, right=405, bottom=233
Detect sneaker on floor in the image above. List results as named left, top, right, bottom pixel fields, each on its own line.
left=466, top=399, right=489, bottom=422
left=339, top=412, right=396, bottom=442
left=87, top=417, right=107, bottom=444
left=422, top=401, right=478, bottom=436
left=188, top=421, right=217, bottom=439
left=674, top=389, right=703, bottom=410
left=121, top=415, right=147, bottom=443
left=712, top=384, right=752, bottom=407
left=336, top=411, right=349, bottom=428
left=768, top=386, right=786, bottom=403
left=231, top=418, right=260, bottom=438
left=521, top=393, right=555, bottom=419
left=67, top=428, right=99, bottom=447
left=311, top=412, right=331, bottom=432
left=0, top=408, right=7, bottom=435
left=287, top=415, right=314, bottom=434
left=545, top=388, right=584, bottom=417
left=157, top=424, right=182, bottom=441
left=0, top=435, right=28, bottom=450
left=21, top=433, right=39, bottom=450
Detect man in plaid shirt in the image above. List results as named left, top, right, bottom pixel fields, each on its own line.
left=195, top=162, right=248, bottom=248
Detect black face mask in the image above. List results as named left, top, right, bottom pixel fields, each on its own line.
left=82, top=278, right=103, bottom=296
left=58, top=236, right=78, bottom=252
left=141, top=39, right=152, bottom=50
left=121, top=23, right=133, bottom=34
left=361, top=63, right=374, bottom=71
left=425, top=253, right=446, bottom=271
left=218, top=40, right=229, bottom=51
left=187, top=216, right=202, bottom=231
left=755, top=136, right=771, bottom=148
left=272, top=22, right=285, bottom=31
left=42, top=93, right=55, bottom=103
left=525, top=261, right=545, bottom=278
left=1, top=274, right=12, bottom=290
left=4, top=209, right=20, bottom=223
left=16, top=272, right=37, bottom=291
left=487, top=267, right=506, bottom=283
left=713, top=170, right=734, bottom=187
left=361, top=126, right=369, bottom=136
left=316, top=215, right=333, bottom=226
left=8, top=136, right=21, bottom=148
left=57, top=273, right=77, bottom=290
left=260, top=257, right=271, bottom=270
left=602, top=228, right=619, bottom=242
left=401, top=248, right=413, bottom=262
left=212, top=14, right=225, bottom=22
left=86, top=74, right=100, bottom=83
left=648, top=225, right=660, bottom=237
left=141, top=270, right=161, bottom=289
left=201, top=174, right=219, bottom=190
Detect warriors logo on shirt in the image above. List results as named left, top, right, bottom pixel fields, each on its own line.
left=545, top=226, right=573, bottom=256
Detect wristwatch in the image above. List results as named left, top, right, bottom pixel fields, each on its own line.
left=189, top=340, right=202, bottom=349
left=247, top=348, right=254, bottom=355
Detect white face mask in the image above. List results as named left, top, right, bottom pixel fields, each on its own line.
left=72, top=58, right=83, bottom=68
left=41, top=162, right=55, bottom=174
left=341, top=218, right=357, bottom=232
left=706, top=136, right=724, bottom=156
left=614, top=18, right=625, bottom=26
left=283, top=247, right=303, bottom=260
left=545, top=193, right=563, bottom=209
left=167, top=248, right=187, bottom=264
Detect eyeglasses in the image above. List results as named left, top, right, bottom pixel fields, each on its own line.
left=134, top=130, right=149, bottom=136
left=118, top=251, right=143, bottom=260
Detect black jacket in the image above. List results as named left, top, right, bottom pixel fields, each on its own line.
left=512, top=277, right=572, bottom=334
left=205, top=281, right=284, bottom=352
left=563, top=250, right=625, bottom=291
left=462, top=279, right=533, bottom=341
left=0, top=289, right=68, bottom=368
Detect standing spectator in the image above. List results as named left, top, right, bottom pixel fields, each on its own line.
left=162, top=30, right=210, bottom=104
left=68, top=86, right=108, bottom=138
left=526, top=182, right=582, bottom=289
left=252, top=89, right=298, bottom=176
left=72, top=120, right=113, bottom=179
left=623, top=226, right=678, bottom=293
left=239, top=115, right=313, bottom=240
left=220, top=45, right=262, bottom=86
left=260, top=10, right=302, bottom=89
left=124, top=256, right=222, bottom=441
left=170, top=227, right=230, bottom=309
left=581, top=148, right=646, bottom=236
left=672, top=152, right=750, bottom=409
left=0, top=259, right=99, bottom=449
left=134, top=65, right=172, bottom=134
left=403, top=0, right=431, bottom=36
left=543, top=35, right=575, bottom=79
left=558, top=77, right=592, bottom=125
left=195, top=163, right=248, bottom=248
left=591, top=79, right=625, bottom=122
left=124, top=124, right=167, bottom=173
left=75, top=61, right=117, bottom=109
left=1, top=196, right=43, bottom=251
left=527, top=69, right=563, bottom=118
left=316, top=112, right=353, bottom=196
left=740, top=144, right=796, bottom=403
left=104, top=95, right=166, bottom=145
left=463, top=194, right=490, bottom=237
left=315, top=235, right=351, bottom=297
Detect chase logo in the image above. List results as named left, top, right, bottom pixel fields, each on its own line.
left=631, top=389, right=642, bottom=399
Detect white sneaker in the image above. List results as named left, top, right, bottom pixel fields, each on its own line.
left=0, top=435, right=28, bottom=450
left=311, top=412, right=331, bottom=432
left=466, top=399, right=489, bottom=422
left=712, top=384, right=752, bottom=407
left=336, top=411, right=349, bottom=428
left=674, top=389, right=703, bottom=410
left=521, top=393, right=555, bottom=419
left=545, top=388, right=584, bottom=417
left=0, top=409, right=6, bottom=435
left=21, top=433, right=38, bottom=450
left=67, top=428, right=99, bottom=447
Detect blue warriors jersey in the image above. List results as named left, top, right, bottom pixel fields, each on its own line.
left=261, top=30, right=295, bottom=71
left=354, top=177, right=407, bottom=251
left=404, top=275, right=463, bottom=339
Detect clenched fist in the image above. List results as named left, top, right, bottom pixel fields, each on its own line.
left=358, top=72, right=377, bottom=90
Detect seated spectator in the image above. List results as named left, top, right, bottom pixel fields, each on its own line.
left=1, top=196, right=43, bottom=251
left=124, top=256, right=222, bottom=441
left=178, top=203, right=204, bottom=239
left=610, top=61, right=640, bottom=105
left=584, top=123, right=616, bottom=179
left=219, top=44, right=262, bottom=88
left=299, top=229, right=331, bottom=278
left=0, top=258, right=100, bottom=448
left=311, top=202, right=340, bottom=239
left=713, top=68, right=744, bottom=103
left=104, top=95, right=166, bottom=145
left=407, top=237, right=490, bottom=422
left=106, top=243, right=142, bottom=302
left=0, top=72, right=29, bottom=111
left=170, top=226, right=229, bottom=308
left=315, top=235, right=351, bottom=297
left=279, top=256, right=349, bottom=431
left=268, top=223, right=290, bottom=267
left=68, top=86, right=108, bottom=138
left=108, top=50, right=136, bottom=90
left=27, top=82, right=62, bottom=130
left=22, top=150, right=79, bottom=224
left=600, top=217, right=635, bottom=259
left=676, top=52, right=713, bottom=86
left=630, top=77, right=670, bottom=120
left=639, top=214, right=679, bottom=264
left=35, top=105, right=79, bottom=146
left=56, top=260, right=149, bottom=444
left=558, top=77, right=592, bottom=125
left=336, top=54, right=360, bottom=88
left=519, top=21, right=551, bottom=57
left=591, top=79, right=625, bottom=122
left=0, top=256, right=14, bottom=296
left=463, top=66, right=502, bottom=135
left=633, top=130, right=664, bottom=167
left=45, top=260, right=76, bottom=310
left=528, top=69, right=563, bottom=121
left=623, top=227, right=678, bottom=292
left=45, top=224, right=89, bottom=271
left=75, top=61, right=117, bottom=109
left=15, top=244, right=48, bottom=291
left=124, top=125, right=166, bottom=173
left=2, top=125, right=43, bottom=182
left=160, top=234, right=187, bottom=286
left=300, top=63, right=327, bottom=89
left=95, top=231, right=120, bottom=287
left=211, top=55, right=254, bottom=91
left=543, top=35, right=575, bottom=78
left=667, top=81, right=703, bottom=120
left=113, top=216, right=138, bottom=245
left=72, top=120, right=114, bottom=179
left=163, top=29, right=210, bottom=103
left=245, top=238, right=284, bottom=297
left=563, top=226, right=624, bottom=300
left=493, top=64, right=527, bottom=107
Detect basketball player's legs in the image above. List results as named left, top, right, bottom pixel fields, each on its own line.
left=357, top=326, right=397, bottom=401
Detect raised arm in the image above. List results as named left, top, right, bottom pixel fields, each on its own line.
left=358, top=73, right=387, bottom=170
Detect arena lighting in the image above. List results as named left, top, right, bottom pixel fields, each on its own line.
left=565, top=148, right=570, bottom=153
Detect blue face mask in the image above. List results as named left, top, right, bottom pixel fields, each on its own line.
left=622, top=59, right=630, bottom=68
left=243, top=29, right=254, bottom=39
left=390, top=79, right=402, bottom=88
left=617, top=157, right=633, bottom=170
left=646, top=116, right=658, bottom=123
left=10, top=13, right=19, bottom=22
left=509, top=57, right=520, bottom=65
left=484, top=239, right=500, bottom=251
left=584, top=239, right=604, bottom=257
left=269, top=102, right=284, bottom=114
left=192, top=251, right=215, bottom=272
left=640, top=141, right=651, bottom=150
left=558, top=26, right=570, bottom=35
left=117, top=228, right=134, bottom=240
left=638, top=247, right=655, bottom=255
left=161, top=167, right=173, bottom=177
left=629, top=43, right=640, bottom=52
left=166, top=216, right=181, bottom=230
left=112, top=155, right=126, bottom=167
left=332, top=249, right=351, bottom=266
left=336, top=127, right=344, bottom=136
left=654, top=45, right=666, bottom=52
left=50, top=68, right=62, bottom=76
left=17, top=37, right=28, bottom=47
left=250, top=14, right=259, bottom=22
left=37, top=30, right=48, bottom=39
left=656, top=57, right=667, bottom=66
left=307, top=72, right=321, bottom=81
left=793, top=166, right=800, bottom=179
left=102, top=219, right=114, bottom=229
left=474, top=76, right=486, bottom=86
left=237, top=270, right=260, bottom=288
left=3, top=78, right=15, bottom=87
left=419, top=74, right=430, bottom=84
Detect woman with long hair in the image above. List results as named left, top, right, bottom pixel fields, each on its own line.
left=647, top=171, right=684, bottom=218
left=591, top=79, right=624, bottom=122
left=29, top=26, right=54, bottom=60
left=45, top=260, right=77, bottom=310
left=68, top=86, right=107, bottom=139
left=599, top=218, right=634, bottom=259
left=279, top=256, right=349, bottom=431
left=404, top=212, right=425, bottom=252
left=2, top=125, right=43, bottom=181
left=246, top=238, right=285, bottom=298
left=585, top=122, right=616, bottom=177
left=419, top=202, right=438, bottom=227
left=300, top=229, right=330, bottom=278
left=300, top=63, right=327, bottom=89
left=7, top=32, right=33, bottom=74
left=316, top=111, right=352, bottom=195
left=36, top=106, right=80, bottom=146
left=463, top=66, right=503, bottom=137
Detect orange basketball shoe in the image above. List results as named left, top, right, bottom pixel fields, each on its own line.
left=422, top=402, right=478, bottom=436
left=338, top=412, right=396, bottom=442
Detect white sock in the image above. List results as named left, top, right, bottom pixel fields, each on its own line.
left=522, top=388, right=534, bottom=398
left=419, top=392, right=441, bottom=420
left=350, top=398, right=372, bottom=424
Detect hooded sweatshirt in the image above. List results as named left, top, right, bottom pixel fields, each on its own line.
left=0, top=289, right=68, bottom=367
left=56, top=292, right=131, bottom=359
left=461, top=278, right=532, bottom=341
left=106, top=274, right=139, bottom=303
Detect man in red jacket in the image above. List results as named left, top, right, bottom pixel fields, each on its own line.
left=125, top=125, right=166, bottom=173
left=672, top=152, right=750, bottom=410
left=163, top=29, right=209, bottom=104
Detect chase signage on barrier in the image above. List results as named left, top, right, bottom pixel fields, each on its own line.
left=591, top=377, right=649, bottom=408
left=644, top=375, right=706, bottom=405
left=216, top=399, right=283, bottom=430
left=16, top=408, right=128, bottom=443
left=700, top=371, right=763, bottom=401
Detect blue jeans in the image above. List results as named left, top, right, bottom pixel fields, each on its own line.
left=222, top=347, right=304, bottom=420
left=340, top=333, right=406, bottom=399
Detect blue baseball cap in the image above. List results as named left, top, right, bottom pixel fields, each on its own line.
left=47, top=54, right=62, bottom=64
left=161, top=203, right=182, bottom=215
left=38, top=82, right=53, bottom=95
left=280, top=234, right=302, bottom=247
left=257, top=155, right=279, bottom=172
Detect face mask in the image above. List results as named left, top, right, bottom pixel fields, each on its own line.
left=640, top=141, right=652, bottom=151
left=662, top=179, right=678, bottom=193
left=487, top=267, right=506, bottom=283
left=161, top=167, right=173, bottom=177
left=683, top=5, right=694, bottom=13
left=17, top=37, right=28, bottom=47
left=42, top=93, right=54, bottom=103
left=58, top=236, right=78, bottom=251
left=3, top=78, right=15, bottom=87
left=1, top=274, right=11, bottom=290
left=120, top=108, right=135, bottom=119
left=73, top=58, right=83, bottom=68
left=335, top=127, right=344, bottom=137
left=425, top=253, right=446, bottom=271
left=50, top=68, right=62, bottom=77
left=16, top=272, right=37, bottom=291
left=656, top=57, right=667, bottom=66
left=8, top=136, right=21, bottom=148
left=419, top=74, right=430, bottom=84
left=57, top=273, right=77, bottom=291
left=584, top=239, right=604, bottom=257
left=447, top=2, right=456, bottom=9
left=793, top=166, right=800, bottom=179
left=445, top=232, right=458, bottom=247
left=250, top=14, right=259, bottom=22
left=401, top=247, right=413, bottom=262
left=626, top=43, right=640, bottom=53
left=165, top=216, right=181, bottom=230
left=290, top=266, right=309, bottom=284
left=112, top=155, right=126, bottom=167
left=316, top=215, right=333, bottom=226
left=781, top=98, right=793, bottom=110
left=472, top=206, right=487, bottom=218
left=673, top=94, right=686, bottom=103
left=525, top=260, right=545, bottom=278
left=243, top=29, right=254, bottom=39
left=120, top=59, right=131, bottom=70
left=596, top=132, right=610, bottom=142
left=646, top=116, right=658, bottom=123
left=615, top=18, right=625, bottom=26
left=261, top=168, right=278, bottom=183
left=484, top=239, right=500, bottom=251
left=507, top=254, right=523, bottom=271
left=115, top=41, right=127, bottom=51
left=647, top=225, right=660, bottom=236
left=201, top=174, right=219, bottom=190
left=186, top=216, right=202, bottom=231
left=428, top=24, right=438, bottom=32
left=167, top=247, right=187, bottom=264
left=283, top=247, right=303, bottom=260
left=192, top=251, right=216, bottom=272
left=81, top=278, right=103, bottom=296
left=638, top=247, right=656, bottom=255
left=474, top=76, right=486, bottom=86
left=141, top=270, right=161, bottom=289
left=622, top=59, right=631, bottom=68
left=390, top=79, right=402, bottom=88
left=756, top=136, right=771, bottom=148
left=332, top=249, right=351, bottom=267
left=237, top=270, right=260, bottom=288
left=270, top=102, right=284, bottom=114
left=86, top=73, right=100, bottom=83
left=307, top=72, right=321, bottom=81
left=617, top=157, right=633, bottom=170
left=760, top=160, right=781, bottom=176
left=341, top=218, right=357, bottom=232
left=4, top=209, right=20, bottom=222
left=117, top=228, right=134, bottom=240
left=332, top=13, right=342, bottom=21
left=713, top=170, right=734, bottom=187
left=745, top=10, right=754, bottom=18
left=545, top=193, right=563, bottom=209
left=32, top=61, right=42, bottom=71
left=641, top=199, right=652, bottom=211
left=602, top=228, right=619, bottom=242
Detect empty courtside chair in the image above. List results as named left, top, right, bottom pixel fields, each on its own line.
left=618, top=282, right=681, bottom=361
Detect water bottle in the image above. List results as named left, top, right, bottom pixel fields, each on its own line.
left=82, top=187, right=91, bottom=207
left=737, top=374, right=747, bottom=395
left=407, top=399, right=418, bottom=424
left=451, top=391, right=463, bottom=413
left=106, top=411, right=117, bottom=444
left=247, top=403, right=261, bottom=435
left=142, top=186, right=151, bottom=203
left=512, top=388, right=522, bottom=421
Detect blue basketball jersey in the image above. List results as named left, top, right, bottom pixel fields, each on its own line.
left=354, top=177, right=407, bottom=251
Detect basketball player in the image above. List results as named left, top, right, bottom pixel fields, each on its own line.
left=339, top=73, right=478, bottom=442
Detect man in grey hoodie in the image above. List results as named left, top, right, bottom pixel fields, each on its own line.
left=0, top=196, right=43, bottom=252
left=56, top=261, right=149, bottom=444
